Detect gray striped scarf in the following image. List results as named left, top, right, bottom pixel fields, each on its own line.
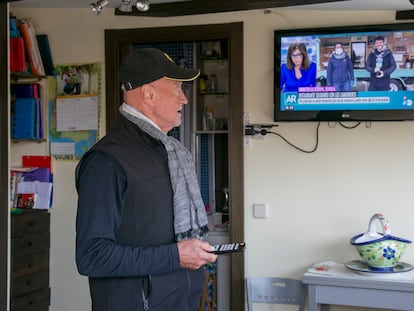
left=119, top=104, right=209, bottom=241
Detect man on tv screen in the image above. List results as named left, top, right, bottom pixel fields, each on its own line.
left=366, top=36, right=396, bottom=91
left=327, top=42, right=354, bottom=92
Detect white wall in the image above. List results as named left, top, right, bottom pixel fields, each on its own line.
left=10, top=6, right=414, bottom=311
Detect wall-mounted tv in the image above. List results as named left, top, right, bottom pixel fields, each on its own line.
left=274, top=23, right=414, bottom=122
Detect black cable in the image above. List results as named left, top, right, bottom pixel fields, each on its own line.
left=268, top=122, right=321, bottom=153
left=338, top=121, right=362, bottom=129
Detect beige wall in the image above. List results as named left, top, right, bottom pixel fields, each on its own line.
left=10, top=6, right=414, bottom=311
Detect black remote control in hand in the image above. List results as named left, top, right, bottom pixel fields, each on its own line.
left=209, top=242, right=246, bottom=254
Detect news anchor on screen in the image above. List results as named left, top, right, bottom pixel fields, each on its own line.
left=280, top=43, right=317, bottom=92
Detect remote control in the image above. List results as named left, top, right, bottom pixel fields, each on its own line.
left=209, top=242, right=246, bottom=254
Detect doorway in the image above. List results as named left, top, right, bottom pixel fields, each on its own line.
left=104, top=22, right=245, bottom=310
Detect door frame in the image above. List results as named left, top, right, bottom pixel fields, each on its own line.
left=104, top=22, right=245, bottom=310
left=1, top=3, right=9, bottom=311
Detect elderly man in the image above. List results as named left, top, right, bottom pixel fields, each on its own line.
left=75, top=48, right=217, bottom=311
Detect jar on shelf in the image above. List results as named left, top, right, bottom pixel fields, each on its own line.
left=202, top=107, right=215, bottom=130
left=199, top=74, right=208, bottom=94
left=209, top=74, right=217, bottom=93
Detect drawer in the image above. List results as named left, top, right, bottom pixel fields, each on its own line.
left=11, top=211, right=50, bottom=238
left=11, top=269, right=49, bottom=298
left=11, top=287, right=50, bottom=311
left=12, top=232, right=50, bottom=257
left=12, top=251, right=49, bottom=278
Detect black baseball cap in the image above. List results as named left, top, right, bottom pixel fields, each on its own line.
left=119, top=48, right=200, bottom=90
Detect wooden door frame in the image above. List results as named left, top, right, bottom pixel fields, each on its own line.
left=1, top=3, right=10, bottom=311
left=104, top=22, right=245, bottom=310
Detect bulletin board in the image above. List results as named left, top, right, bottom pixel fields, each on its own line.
left=48, top=62, right=101, bottom=161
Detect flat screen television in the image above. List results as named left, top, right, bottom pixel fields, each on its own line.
left=274, top=23, right=414, bottom=121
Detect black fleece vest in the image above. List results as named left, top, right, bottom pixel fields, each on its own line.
left=82, top=115, right=205, bottom=311
left=91, top=114, right=175, bottom=246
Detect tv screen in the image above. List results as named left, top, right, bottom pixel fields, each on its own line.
left=274, top=23, right=414, bottom=121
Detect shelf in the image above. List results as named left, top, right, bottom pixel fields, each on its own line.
left=10, top=77, right=48, bottom=142
left=200, top=91, right=228, bottom=96
left=200, top=57, right=228, bottom=61
left=12, top=139, right=46, bottom=144
left=11, top=73, right=46, bottom=83
left=196, top=41, right=229, bottom=221
left=196, top=130, right=228, bottom=135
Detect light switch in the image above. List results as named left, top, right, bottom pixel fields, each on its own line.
left=253, top=203, right=268, bottom=219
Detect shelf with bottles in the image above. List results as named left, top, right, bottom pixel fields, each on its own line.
left=200, top=39, right=228, bottom=59
left=196, top=58, right=229, bottom=132
left=198, top=60, right=229, bottom=94
left=198, top=106, right=228, bottom=134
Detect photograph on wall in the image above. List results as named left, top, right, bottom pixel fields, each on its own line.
left=56, top=63, right=100, bottom=96
left=48, top=62, right=102, bottom=161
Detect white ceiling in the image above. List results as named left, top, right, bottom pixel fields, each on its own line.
left=9, top=0, right=414, bottom=11
left=10, top=0, right=185, bottom=8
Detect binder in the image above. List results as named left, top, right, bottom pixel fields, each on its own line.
left=20, top=19, right=45, bottom=76
left=11, top=83, right=37, bottom=98
left=9, top=16, right=20, bottom=38
left=36, top=34, right=56, bottom=76
left=10, top=37, right=27, bottom=72
left=12, top=98, right=36, bottom=139
left=35, top=98, right=42, bottom=139
left=22, top=167, right=51, bottom=182
left=33, top=82, right=40, bottom=99
left=22, top=155, right=53, bottom=172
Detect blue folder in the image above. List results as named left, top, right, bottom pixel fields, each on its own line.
left=12, top=98, right=36, bottom=139
left=11, top=84, right=38, bottom=98
left=22, top=167, right=51, bottom=182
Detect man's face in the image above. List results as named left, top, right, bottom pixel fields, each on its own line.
left=375, top=40, right=384, bottom=51
left=150, top=78, right=188, bottom=132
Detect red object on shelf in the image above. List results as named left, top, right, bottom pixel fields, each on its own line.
left=10, top=37, right=27, bottom=72
left=22, top=155, right=53, bottom=173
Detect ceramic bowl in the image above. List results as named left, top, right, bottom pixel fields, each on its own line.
left=350, top=234, right=411, bottom=271
left=350, top=213, right=411, bottom=271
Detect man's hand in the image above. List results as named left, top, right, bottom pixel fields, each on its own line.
left=177, top=239, right=218, bottom=270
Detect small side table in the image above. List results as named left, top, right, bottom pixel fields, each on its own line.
left=302, top=261, right=414, bottom=311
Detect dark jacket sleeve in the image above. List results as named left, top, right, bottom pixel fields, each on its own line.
left=75, top=151, right=180, bottom=277
left=366, top=52, right=376, bottom=74
left=347, top=57, right=354, bottom=81
left=383, top=53, right=397, bottom=76
left=327, top=58, right=333, bottom=85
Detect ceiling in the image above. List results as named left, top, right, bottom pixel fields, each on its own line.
left=9, top=0, right=183, bottom=8
left=8, top=0, right=414, bottom=10
left=8, top=0, right=414, bottom=18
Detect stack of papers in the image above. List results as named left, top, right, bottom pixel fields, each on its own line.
left=10, top=155, right=53, bottom=210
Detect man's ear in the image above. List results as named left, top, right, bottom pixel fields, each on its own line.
left=141, top=84, right=154, bottom=102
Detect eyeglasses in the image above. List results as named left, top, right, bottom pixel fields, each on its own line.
left=291, top=53, right=303, bottom=58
